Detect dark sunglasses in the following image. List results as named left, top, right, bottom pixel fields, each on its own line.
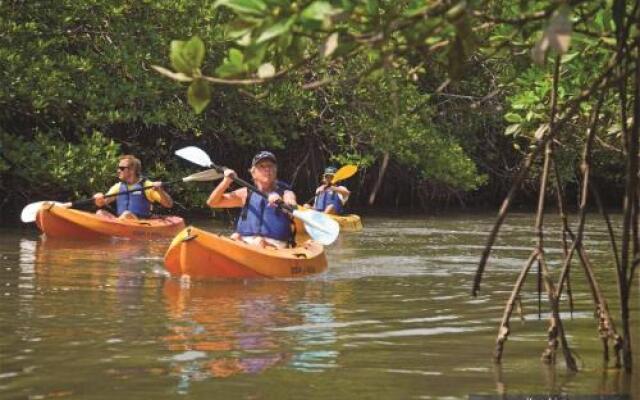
left=118, top=166, right=129, bottom=171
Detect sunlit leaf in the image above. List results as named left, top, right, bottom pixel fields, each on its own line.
left=445, top=1, right=467, bottom=22
left=301, top=1, right=336, bottom=29
left=257, top=62, right=275, bottom=78
left=534, top=123, right=549, bottom=139
left=504, top=112, right=523, bottom=123
left=560, top=52, right=578, bottom=64
left=322, top=32, right=339, bottom=58
left=505, top=124, right=521, bottom=136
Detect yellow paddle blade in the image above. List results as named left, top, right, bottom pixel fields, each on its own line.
left=331, top=165, right=357, bottom=184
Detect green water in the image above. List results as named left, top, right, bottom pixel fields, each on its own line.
left=0, top=213, right=638, bottom=399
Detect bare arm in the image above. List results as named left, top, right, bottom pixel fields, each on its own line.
left=207, top=170, right=246, bottom=208
left=153, top=183, right=174, bottom=208
left=332, top=185, right=350, bottom=200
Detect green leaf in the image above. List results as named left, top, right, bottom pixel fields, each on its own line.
left=187, top=79, right=211, bottom=114
left=301, top=1, right=336, bottom=29
left=245, top=43, right=268, bottom=68
left=256, top=16, right=295, bottom=44
left=229, top=48, right=245, bottom=67
left=213, top=0, right=267, bottom=16
left=403, top=4, right=429, bottom=17
left=560, top=52, right=578, bottom=64
left=504, top=112, right=523, bottom=123
left=215, top=62, right=243, bottom=77
left=215, top=49, right=247, bottom=77
left=183, top=36, right=206, bottom=69
left=170, top=40, right=192, bottom=74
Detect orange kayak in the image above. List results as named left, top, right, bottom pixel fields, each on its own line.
left=328, top=214, right=363, bottom=232
left=35, top=203, right=185, bottom=239
left=164, top=226, right=327, bottom=279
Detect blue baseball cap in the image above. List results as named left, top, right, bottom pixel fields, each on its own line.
left=252, top=151, right=277, bottom=166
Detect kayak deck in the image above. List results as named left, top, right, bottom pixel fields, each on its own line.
left=164, top=226, right=327, bottom=279
left=35, top=203, right=185, bottom=239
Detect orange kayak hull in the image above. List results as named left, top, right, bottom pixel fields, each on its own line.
left=164, top=226, right=327, bottom=279
left=35, top=203, right=185, bottom=239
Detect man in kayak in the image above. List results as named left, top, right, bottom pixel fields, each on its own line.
left=207, top=151, right=297, bottom=249
left=312, top=166, right=350, bottom=215
left=92, top=155, right=174, bottom=219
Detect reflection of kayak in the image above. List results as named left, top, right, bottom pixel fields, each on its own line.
left=36, top=203, right=185, bottom=239
left=327, top=214, right=363, bottom=232
left=164, top=226, right=327, bottom=279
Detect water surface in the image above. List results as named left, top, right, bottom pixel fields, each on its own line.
left=0, top=213, right=638, bottom=399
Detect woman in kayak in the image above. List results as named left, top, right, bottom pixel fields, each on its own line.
left=312, top=166, right=350, bottom=215
left=92, top=155, right=174, bottom=219
left=207, top=151, right=296, bottom=249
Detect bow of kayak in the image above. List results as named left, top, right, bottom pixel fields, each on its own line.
left=35, top=203, right=185, bottom=239
left=164, top=226, right=327, bottom=279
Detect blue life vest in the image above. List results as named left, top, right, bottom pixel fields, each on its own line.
left=314, top=189, right=344, bottom=214
left=116, top=181, right=151, bottom=218
left=236, top=182, right=292, bottom=241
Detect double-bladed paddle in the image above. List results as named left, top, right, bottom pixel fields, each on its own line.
left=20, top=168, right=223, bottom=223
left=174, top=146, right=340, bottom=246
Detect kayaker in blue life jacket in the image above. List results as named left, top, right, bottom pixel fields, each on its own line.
left=92, top=154, right=174, bottom=219
left=207, top=151, right=297, bottom=249
left=313, top=166, right=350, bottom=215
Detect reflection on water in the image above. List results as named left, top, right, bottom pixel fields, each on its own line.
left=1, top=214, right=638, bottom=399
left=162, top=279, right=338, bottom=393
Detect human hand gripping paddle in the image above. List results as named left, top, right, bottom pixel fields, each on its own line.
left=20, top=169, right=223, bottom=223
left=175, top=146, right=340, bottom=246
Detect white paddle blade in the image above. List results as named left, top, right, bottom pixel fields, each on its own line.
left=175, top=146, right=213, bottom=168
left=20, top=201, right=63, bottom=223
left=182, top=169, right=223, bottom=182
left=292, top=209, right=340, bottom=245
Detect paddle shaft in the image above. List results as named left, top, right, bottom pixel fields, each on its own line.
left=71, top=180, right=175, bottom=208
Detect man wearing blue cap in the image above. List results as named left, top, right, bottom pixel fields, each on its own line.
left=207, top=151, right=297, bottom=249
left=313, top=166, right=350, bottom=215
